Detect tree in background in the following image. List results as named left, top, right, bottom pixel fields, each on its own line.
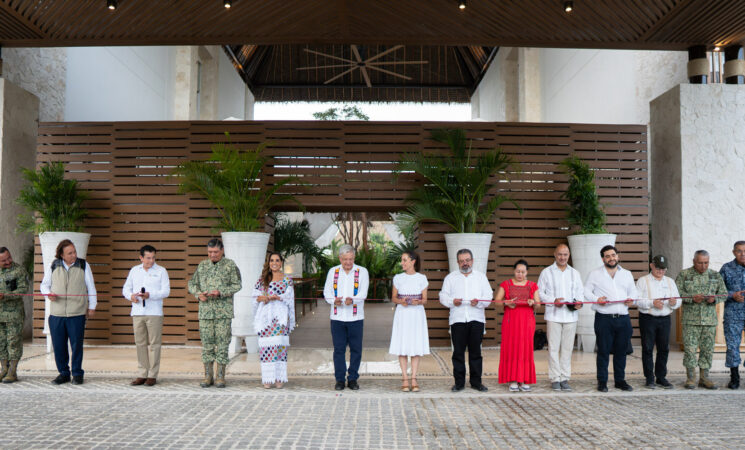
left=272, top=214, right=322, bottom=274
left=312, top=105, right=370, bottom=121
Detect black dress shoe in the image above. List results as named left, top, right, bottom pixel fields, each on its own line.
left=471, top=384, right=488, bottom=392
left=614, top=381, right=633, bottom=391
left=347, top=380, right=359, bottom=390
left=451, top=384, right=465, bottom=392
left=644, top=380, right=656, bottom=389
left=72, top=375, right=84, bottom=385
left=334, top=381, right=345, bottom=390
left=51, top=374, right=71, bottom=385
left=597, top=383, right=608, bottom=392
left=655, top=378, right=673, bottom=389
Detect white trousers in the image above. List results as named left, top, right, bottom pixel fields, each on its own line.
left=547, top=320, right=577, bottom=382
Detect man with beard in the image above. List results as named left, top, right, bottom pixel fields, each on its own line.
left=583, top=245, right=637, bottom=392
left=439, top=249, right=493, bottom=392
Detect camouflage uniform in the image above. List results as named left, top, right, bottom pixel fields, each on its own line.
left=720, top=260, right=745, bottom=368
left=187, top=258, right=241, bottom=364
left=675, top=267, right=727, bottom=369
left=0, top=262, right=29, bottom=361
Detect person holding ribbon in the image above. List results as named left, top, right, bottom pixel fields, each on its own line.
left=537, top=243, right=584, bottom=391
left=635, top=254, right=680, bottom=389
left=497, top=259, right=541, bottom=392
left=0, top=247, right=29, bottom=383
left=323, top=244, right=369, bottom=391
left=250, top=252, right=295, bottom=389
left=388, top=251, right=429, bottom=392
left=439, top=248, right=492, bottom=392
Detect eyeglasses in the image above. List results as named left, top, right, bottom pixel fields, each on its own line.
left=458, top=258, right=473, bottom=263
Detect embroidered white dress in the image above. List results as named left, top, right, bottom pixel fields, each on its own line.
left=250, top=276, right=295, bottom=384
left=388, top=272, right=430, bottom=356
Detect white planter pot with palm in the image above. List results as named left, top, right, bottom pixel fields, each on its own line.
left=174, top=137, right=299, bottom=356
left=560, top=156, right=616, bottom=352
left=17, top=162, right=91, bottom=352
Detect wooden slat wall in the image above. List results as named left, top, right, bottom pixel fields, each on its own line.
left=34, top=121, right=648, bottom=346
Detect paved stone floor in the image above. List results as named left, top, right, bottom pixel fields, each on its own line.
left=1, top=373, right=744, bottom=449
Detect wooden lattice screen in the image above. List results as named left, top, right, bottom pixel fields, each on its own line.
left=34, top=121, right=648, bottom=346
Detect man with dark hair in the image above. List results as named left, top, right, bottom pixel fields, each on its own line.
left=0, top=247, right=29, bottom=383
left=720, top=240, right=745, bottom=389
left=122, top=245, right=170, bottom=386
left=584, top=245, right=637, bottom=392
left=188, top=239, right=241, bottom=388
left=439, top=248, right=493, bottom=392
left=40, top=240, right=97, bottom=385
left=676, top=250, right=727, bottom=389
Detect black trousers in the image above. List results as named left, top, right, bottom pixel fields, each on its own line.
left=594, top=313, right=632, bottom=384
left=451, top=321, right=484, bottom=387
left=638, top=313, right=671, bottom=382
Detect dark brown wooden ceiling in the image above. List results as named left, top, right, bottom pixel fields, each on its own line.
left=1, top=0, right=744, bottom=49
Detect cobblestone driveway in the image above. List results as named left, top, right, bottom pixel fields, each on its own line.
left=1, top=375, right=743, bottom=449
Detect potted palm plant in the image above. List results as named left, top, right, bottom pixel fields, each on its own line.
left=173, top=134, right=300, bottom=354
left=16, top=162, right=91, bottom=351
left=399, top=128, right=519, bottom=273
left=559, top=155, right=616, bottom=352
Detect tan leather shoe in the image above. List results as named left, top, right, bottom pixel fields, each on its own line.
left=145, top=378, right=156, bottom=386
left=131, top=377, right=147, bottom=386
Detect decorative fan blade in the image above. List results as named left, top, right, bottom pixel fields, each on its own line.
left=364, top=44, right=404, bottom=63
left=303, top=48, right=355, bottom=64
left=367, top=60, right=429, bottom=65
left=323, top=66, right=358, bottom=84
left=351, top=45, right=363, bottom=63
left=296, top=63, right=355, bottom=70
left=360, top=67, right=372, bottom=88
left=366, top=65, right=412, bottom=80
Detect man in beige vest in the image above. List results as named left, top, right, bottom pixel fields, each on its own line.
left=40, top=239, right=97, bottom=385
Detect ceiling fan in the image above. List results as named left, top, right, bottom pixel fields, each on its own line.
left=296, top=45, right=428, bottom=88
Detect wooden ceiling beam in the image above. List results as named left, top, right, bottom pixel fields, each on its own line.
left=0, top=0, right=46, bottom=38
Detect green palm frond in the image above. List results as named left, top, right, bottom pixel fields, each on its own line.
left=559, top=156, right=607, bottom=234
left=273, top=215, right=322, bottom=272
left=398, top=128, right=520, bottom=233
left=16, top=162, right=89, bottom=233
left=172, top=134, right=302, bottom=232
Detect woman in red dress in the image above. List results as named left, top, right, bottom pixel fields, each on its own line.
left=497, top=259, right=541, bottom=392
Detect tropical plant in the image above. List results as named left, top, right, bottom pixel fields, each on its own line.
left=272, top=214, right=322, bottom=273
left=398, top=128, right=520, bottom=233
left=172, top=133, right=301, bottom=232
left=16, top=162, right=89, bottom=233
left=313, top=105, right=370, bottom=121
left=559, top=155, right=607, bottom=234
left=385, top=212, right=417, bottom=270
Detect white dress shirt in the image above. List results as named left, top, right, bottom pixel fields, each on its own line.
left=122, top=263, right=171, bottom=316
left=438, top=270, right=493, bottom=325
left=40, top=259, right=97, bottom=310
left=538, top=262, right=584, bottom=323
left=635, top=273, right=681, bottom=317
left=584, top=265, right=638, bottom=315
left=323, top=264, right=369, bottom=322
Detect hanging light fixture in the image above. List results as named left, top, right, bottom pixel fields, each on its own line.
left=458, top=0, right=466, bottom=10
left=224, top=0, right=232, bottom=8
left=564, top=1, right=573, bottom=13
left=107, top=0, right=117, bottom=10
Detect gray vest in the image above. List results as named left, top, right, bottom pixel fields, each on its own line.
left=49, top=258, right=89, bottom=317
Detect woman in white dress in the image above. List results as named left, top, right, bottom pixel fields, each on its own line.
left=250, top=252, right=295, bottom=389
left=388, top=251, right=430, bottom=392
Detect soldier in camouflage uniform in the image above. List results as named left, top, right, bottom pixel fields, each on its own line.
left=0, top=247, right=30, bottom=383
left=187, top=239, right=241, bottom=388
left=675, top=250, right=728, bottom=389
left=720, top=240, right=745, bottom=389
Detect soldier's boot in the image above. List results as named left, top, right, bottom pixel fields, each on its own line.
left=215, top=363, right=226, bottom=388
left=200, top=362, right=214, bottom=388
left=2, top=360, right=18, bottom=383
left=684, top=367, right=697, bottom=389
left=698, top=368, right=718, bottom=390
left=0, top=360, right=8, bottom=380
left=728, top=367, right=740, bottom=389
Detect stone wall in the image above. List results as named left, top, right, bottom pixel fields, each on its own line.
left=2, top=48, right=66, bottom=122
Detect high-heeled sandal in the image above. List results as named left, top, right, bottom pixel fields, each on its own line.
left=411, top=378, right=420, bottom=392
left=401, top=377, right=410, bottom=392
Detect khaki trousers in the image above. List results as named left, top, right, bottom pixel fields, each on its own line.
left=546, top=320, right=577, bottom=382
left=133, top=315, right=163, bottom=378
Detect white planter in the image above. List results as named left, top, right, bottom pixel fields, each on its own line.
left=39, top=231, right=91, bottom=352
left=222, top=231, right=270, bottom=355
left=567, top=233, right=617, bottom=352
left=444, top=233, right=493, bottom=274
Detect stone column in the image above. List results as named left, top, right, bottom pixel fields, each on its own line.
left=723, top=45, right=744, bottom=85
left=650, top=84, right=745, bottom=351
left=687, top=45, right=709, bottom=84
left=0, top=78, right=39, bottom=337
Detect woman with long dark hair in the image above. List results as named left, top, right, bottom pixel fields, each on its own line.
left=250, top=252, right=295, bottom=388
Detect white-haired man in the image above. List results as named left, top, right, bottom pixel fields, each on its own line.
left=323, top=244, right=369, bottom=391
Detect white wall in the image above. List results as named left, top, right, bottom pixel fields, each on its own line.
left=217, top=50, right=247, bottom=120
left=471, top=48, right=517, bottom=121
left=65, top=46, right=176, bottom=121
